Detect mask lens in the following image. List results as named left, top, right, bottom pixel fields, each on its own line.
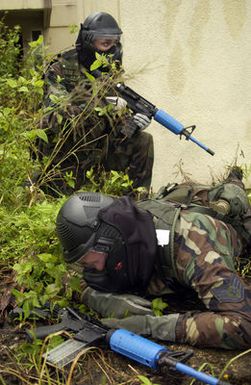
left=94, top=34, right=120, bottom=42
left=93, top=36, right=120, bottom=51
left=75, top=249, right=108, bottom=272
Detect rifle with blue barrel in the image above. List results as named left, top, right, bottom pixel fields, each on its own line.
left=28, top=306, right=230, bottom=385
left=115, top=83, right=215, bottom=156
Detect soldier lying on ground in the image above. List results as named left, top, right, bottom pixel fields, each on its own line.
left=35, top=12, right=153, bottom=196
left=55, top=168, right=251, bottom=349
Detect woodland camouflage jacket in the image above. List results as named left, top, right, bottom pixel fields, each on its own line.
left=138, top=190, right=251, bottom=349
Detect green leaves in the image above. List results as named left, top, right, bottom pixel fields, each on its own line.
left=64, top=170, right=76, bottom=188
left=12, top=250, right=68, bottom=318
left=49, top=94, right=63, bottom=105
left=0, top=198, right=71, bottom=319
left=151, top=297, right=168, bottom=316
left=12, top=289, right=41, bottom=319
left=6, top=78, right=17, bottom=88
left=37, top=253, right=59, bottom=263
left=85, top=168, right=136, bottom=196
left=95, top=103, right=114, bottom=116
left=28, top=34, right=43, bottom=48
left=90, top=52, right=110, bottom=71
left=69, top=24, right=79, bottom=34
left=82, top=69, right=95, bottom=82
left=5, top=74, right=44, bottom=94
left=0, top=21, right=47, bottom=206
left=22, top=128, right=48, bottom=143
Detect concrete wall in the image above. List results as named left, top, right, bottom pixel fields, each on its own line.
left=0, top=0, right=46, bottom=10
left=45, top=0, right=120, bottom=53
left=119, top=0, right=251, bottom=189
left=1, top=0, right=250, bottom=189
left=45, top=0, right=76, bottom=53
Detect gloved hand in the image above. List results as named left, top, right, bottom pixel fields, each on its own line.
left=81, top=287, right=153, bottom=318
left=133, top=113, right=151, bottom=130
left=105, top=96, right=127, bottom=111
left=101, top=313, right=179, bottom=342
left=208, top=183, right=249, bottom=219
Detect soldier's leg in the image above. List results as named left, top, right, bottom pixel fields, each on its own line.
left=127, top=131, right=154, bottom=189
left=174, top=211, right=251, bottom=349
left=105, top=132, right=154, bottom=190
left=37, top=109, right=107, bottom=195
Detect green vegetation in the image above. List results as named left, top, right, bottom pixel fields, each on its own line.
left=0, top=20, right=143, bottom=315
left=0, top=21, right=155, bottom=384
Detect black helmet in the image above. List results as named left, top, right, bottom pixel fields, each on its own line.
left=75, top=12, right=123, bottom=75
left=56, top=191, right=130, bottom=293
left=57, top=193, right=157, bottom=293
left=56, top=192, right=114, bottom=263
left=81, top=12, right=122, bottom=38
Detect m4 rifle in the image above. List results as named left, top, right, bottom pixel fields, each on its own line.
left=28, top=306, right=230, bottom=385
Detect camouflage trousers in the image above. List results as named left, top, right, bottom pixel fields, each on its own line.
left=104, top=131, right=154, bottom=190
left=37, top=123, right=154, bottom=196
left=173, top=210, right=251, bottom=349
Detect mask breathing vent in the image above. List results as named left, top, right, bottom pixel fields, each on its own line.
left=79, top=193, right=102, bottom=202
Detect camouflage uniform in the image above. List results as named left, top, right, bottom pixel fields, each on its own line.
left=94, top=180, right=251, bottom=350
left=146, top=209, right=251, bottom=349
left=37, top=48, right=153, bottom=194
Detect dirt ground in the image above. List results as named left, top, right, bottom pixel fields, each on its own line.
left=0, top=320, right=250, bottom=385
left=0, top=278, right=250, bottom=385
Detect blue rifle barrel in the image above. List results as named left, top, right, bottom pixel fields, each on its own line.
left=108, top=329, right=230, bottom=385
left=154, top=109, right=215, bottom=156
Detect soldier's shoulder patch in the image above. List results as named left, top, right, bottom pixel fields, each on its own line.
left=211, top=275, right=245, bottom=303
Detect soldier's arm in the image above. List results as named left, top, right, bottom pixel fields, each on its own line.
left=172, top=211, right=251, bottom=349
left=103, top=274, right=251, bottom=350
left=103, top=212, right=251, bottom=350
left=44, top=60, right=69, bottom=108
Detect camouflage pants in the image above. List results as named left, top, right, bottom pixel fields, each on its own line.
left=104, top=131, right=154, bottom=189
left=37, top=117, right=154, bottom=195
left=174, top=210, right=251, bottom=349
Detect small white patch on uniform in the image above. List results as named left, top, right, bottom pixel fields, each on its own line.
left=205, top=251, right=220, bottom=264
left=156, top=229, right=170, bottom=246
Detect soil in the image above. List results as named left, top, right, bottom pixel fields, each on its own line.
left=0, top=281, right=250, bottom=385
left=0, top=320, right=250, bottom=385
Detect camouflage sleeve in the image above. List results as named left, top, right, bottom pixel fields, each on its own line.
left=173, top=210, right=251, bottom=349
left=44, top=60, right=69, bottom=107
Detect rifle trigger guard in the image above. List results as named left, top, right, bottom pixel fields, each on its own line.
left=158, top=349, right=193, bottom=370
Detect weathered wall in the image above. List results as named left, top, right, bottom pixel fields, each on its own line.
left=118, top=0, right=251, bottom=188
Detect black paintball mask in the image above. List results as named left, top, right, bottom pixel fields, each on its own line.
left=75, top=12, right=123, bottom=77
left=83, top=197, right=158, bottom=293
left=56, top=193, right=157, bottom=293
left=82, top=220, right=129, bottom=292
